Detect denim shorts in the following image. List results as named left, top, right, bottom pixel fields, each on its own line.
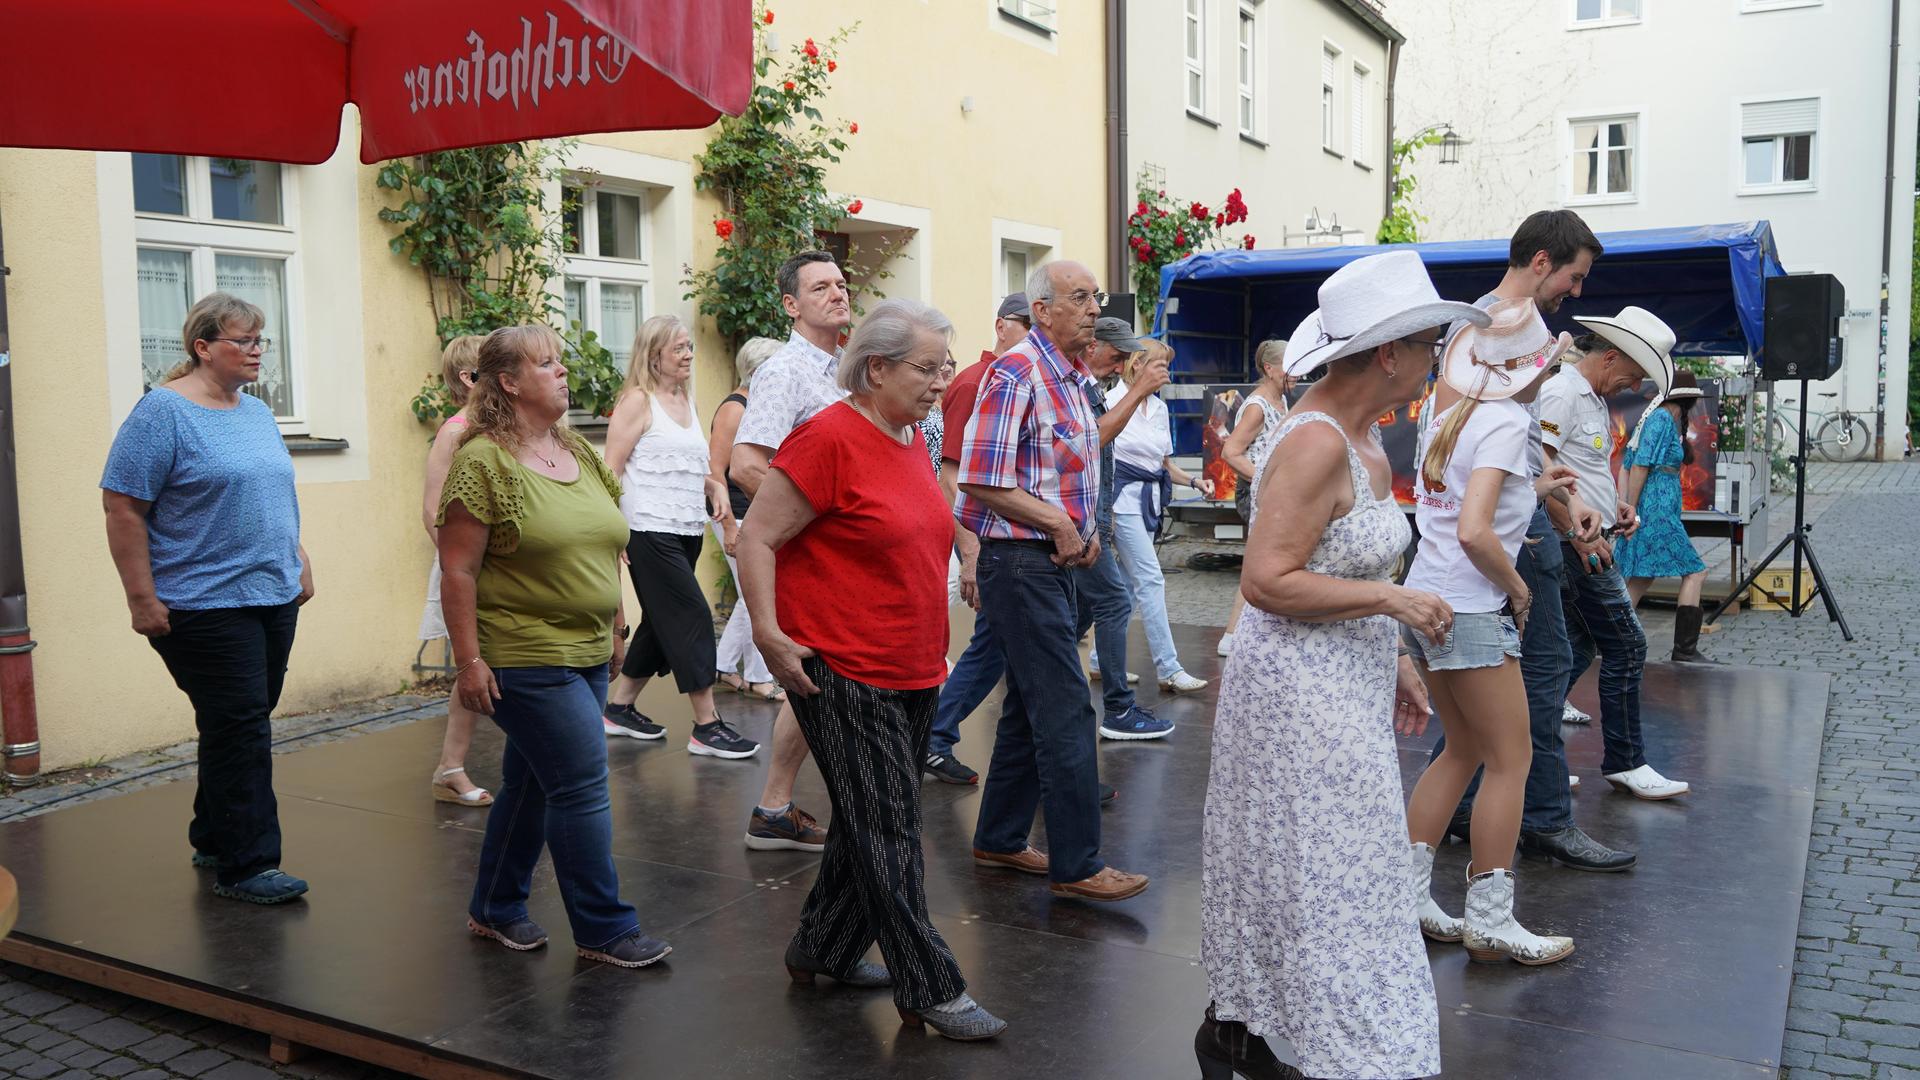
left=1402, top=611, right=1522, bottom=671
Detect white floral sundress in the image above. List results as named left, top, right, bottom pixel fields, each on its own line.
left=1201, top=411, right=1440, bottom=1080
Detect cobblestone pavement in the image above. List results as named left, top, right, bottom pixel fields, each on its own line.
left=0, top=461, right=1914, bottom=1078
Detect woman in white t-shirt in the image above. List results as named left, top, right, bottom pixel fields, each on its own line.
left=1216, top=338, right=1293, bottom=656
left=1402, top=297, right=1578, bottom=968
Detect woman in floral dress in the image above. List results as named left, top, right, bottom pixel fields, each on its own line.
left=1616, top=370, right=1712, bottom=661
left=1199, top=251, right=1483, bottom=1080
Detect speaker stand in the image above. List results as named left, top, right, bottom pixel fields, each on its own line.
left=1707, top=385, right=1852, bottom=640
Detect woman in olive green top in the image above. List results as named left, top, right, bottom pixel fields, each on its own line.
left=437, top=324, right=671, bottom=970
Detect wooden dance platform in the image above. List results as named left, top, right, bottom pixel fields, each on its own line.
left=0, top=620, right=1823, bottom=1078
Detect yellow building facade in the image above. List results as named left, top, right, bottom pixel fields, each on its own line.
left=0, top=1, right=1109, bottom=770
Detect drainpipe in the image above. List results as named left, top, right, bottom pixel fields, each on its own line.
left=1874, top=0, right=1902, bottom=460
left=1383, top=36, right=1400, bottom=226
left=0, top=207, right=40, bottom=785
left=1105, top=0, right=1129, bottom=306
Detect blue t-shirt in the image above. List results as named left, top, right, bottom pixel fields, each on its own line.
left=100, top=389, right=303, bottom=610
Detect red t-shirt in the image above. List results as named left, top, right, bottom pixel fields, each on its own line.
left=939, top=350, right=997, bottom=464
left=771, top=402, right=951, bottom=689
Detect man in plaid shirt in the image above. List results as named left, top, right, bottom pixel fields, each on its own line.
left=956, top=260, right=1150, bottom=904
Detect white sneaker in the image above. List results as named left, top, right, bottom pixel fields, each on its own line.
left=1216, top=632, right=1234, bottom=657
left=1411, top=842, right=1462, bottom=943
left=1159, top=671, right=1209, bottom=693
left=1561, top=701, right=1592, bottom=725
left=1604, top=764, right=1689, bottom=801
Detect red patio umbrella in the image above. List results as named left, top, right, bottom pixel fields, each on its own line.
left=0, top=0, right=751, bottom=784
left=0, top=0, right=752, bottom=163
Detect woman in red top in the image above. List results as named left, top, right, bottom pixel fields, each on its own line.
left=737, top=298, right=1004, bottom=1042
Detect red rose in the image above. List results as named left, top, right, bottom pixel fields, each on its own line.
left=763, top=9, right=774, bottom=23
left=1155, top=208, right=1166, bottom=218
left=1136, top=247, right=1153, bottom=263
left=782, top=80, right=795, bottom=91
left=827, top=59, right=837, bottom=72
left=849, top=121, right=859, bottom=133
left=804, top=38, right=819, bottom=57
left=1174, top=229, right=1186, bottom=245
left=1135, top=200, right=1147, bottom=215
left=1243, top=235, right=1256, bottom=250
left=848, top=199, right=863, bottom=214
left=714, top=218, right=735, bottom=239
left=1215, top=213, right=1225, bottom=227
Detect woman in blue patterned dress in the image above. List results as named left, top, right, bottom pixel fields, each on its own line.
left=1615, top=370, right=1712, bottom=662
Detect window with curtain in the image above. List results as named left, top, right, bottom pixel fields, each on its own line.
left=560, top=180, right=652, bottom=369
left=1568, top=115, right=1637, bottom=200
left=1185, top=0, right=1208, bottom=114
left=132, top=153, right=300, bottom=422
left=1740, top=98, right=1818, bottom=190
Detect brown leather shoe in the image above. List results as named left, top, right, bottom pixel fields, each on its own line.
left=1050, top=866, right=1149, bottom=902
left=971, top=845, right=1049, bottom=875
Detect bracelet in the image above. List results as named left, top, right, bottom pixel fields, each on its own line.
left=456, top=656, right=484, bottom=676
left=613, top=625, right=629, bottom=640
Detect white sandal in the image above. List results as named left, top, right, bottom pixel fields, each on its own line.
left=432, top=766, right=494, bottom=807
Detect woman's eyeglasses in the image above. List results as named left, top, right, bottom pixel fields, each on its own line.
left=212, top=336, right=271, bottom=353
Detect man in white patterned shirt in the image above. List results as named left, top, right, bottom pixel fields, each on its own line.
left=729, top=250, right=850, bottom=854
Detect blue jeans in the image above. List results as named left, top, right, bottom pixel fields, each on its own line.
left=927, top=615, right=1004, bottom=758
left=971, top=540, right=1105, bottom=884
left=471, top=665, right=640, bottom=949
left=1560, top=545, right=1649, bottom=775
left=1107, top=511, right=1183, bottom=680
left=1436, top=507, right=1576, bottom=833
left=1075, top=531, right=1136, bottom=720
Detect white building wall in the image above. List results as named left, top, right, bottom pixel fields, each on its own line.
left=1125, top=0, right=1397, bottom=271
left=1392, top=0, right=1916, bottom=457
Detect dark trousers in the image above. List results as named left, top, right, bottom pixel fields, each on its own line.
left=621, top=530, right=716, bottom=694
left=971, top=539, right=1104, bottom=884
left=471, top=665, right=640, bottom=949
left=928, top=616, right=1002, bottom=757
left=149, top=601, right=299, bottom=887
left=1074, top=530, right=1136, bottom=720
left=1434, top=508, right=1576, bottom=833
left=1560, top=546, right=1649, bottom=775
left=789, top=658, right=966, bottom=1011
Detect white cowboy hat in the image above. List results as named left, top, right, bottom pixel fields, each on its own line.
left=1280, top=250, right=1490, bottom=378
left=1572, top=306, right=1676, bottom=398
left=1440, top=296, right=1573, bottom=402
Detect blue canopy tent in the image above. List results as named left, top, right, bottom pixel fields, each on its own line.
left=1153, top=222, right=1787, bottom=454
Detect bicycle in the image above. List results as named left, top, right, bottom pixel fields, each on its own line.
left=1765, top=392, right=1875, bottom=463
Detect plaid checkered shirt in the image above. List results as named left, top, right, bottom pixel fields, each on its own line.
left=954, top=328, right=1102, bottom=542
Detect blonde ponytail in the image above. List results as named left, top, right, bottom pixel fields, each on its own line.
left=1419, top=396, right=1481, bottom=494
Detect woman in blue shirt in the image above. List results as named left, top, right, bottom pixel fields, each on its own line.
left=101, top=292, right=314, bottom=905
left=1615, top=370, right=1712, bottom=662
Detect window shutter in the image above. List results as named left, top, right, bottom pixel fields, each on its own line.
left=1321, top=48, right=1334, bottom=87
left=1350, top=68, right=1369, bottom=159
left=1742, top=98, right=1818, bottom=138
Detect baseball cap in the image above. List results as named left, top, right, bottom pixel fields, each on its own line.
left=997, top=293, right=1030, bottom=320
left=1093, top=316, right=1148, bottom=352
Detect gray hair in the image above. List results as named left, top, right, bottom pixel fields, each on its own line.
left=1025, top=261, right=1060, bottom=305
left=734, top=336, right=783, bottom=388
left=836, top=298, right=954, bottom=395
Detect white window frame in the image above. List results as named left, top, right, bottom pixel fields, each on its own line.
left=133, top=156, right=307, bottom=431
left=990, top=218, right=1060, bottom=309
left=1321, top=43, right=1343, bottom=156
left=1569, top=0, right=1644, bottom=29
left=1740, top=0, right=1820, bottom=12
left=1564, top=111, right=1641, bottom=205
left=1737, top=94, right=1821, bottom=195
left=560, top=176, right=654, bottom=365
left=1350, top=62, right=1373, bottom=169
left=997, top=0, right=1056, bottom=32
left=1237, top=5, right=1260, bottom=139
left=1185, top=0, right=1210, bottom=119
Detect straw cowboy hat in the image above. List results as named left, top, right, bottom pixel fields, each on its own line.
left=1572, top=306, right=1676, bottom=398
left=1440, top=296, right=1573, bottom=401
left=1280, top=250, right=1489, bottom=377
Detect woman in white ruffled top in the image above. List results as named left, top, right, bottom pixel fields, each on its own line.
left=601, top=316, right=762, bottom=760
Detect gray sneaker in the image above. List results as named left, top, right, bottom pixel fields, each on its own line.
left=467, top=915, right=549, bottom=951
left=578, top=929, right=672, bottom=968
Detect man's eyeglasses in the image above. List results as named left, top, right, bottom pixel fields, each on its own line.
left=1041, top=290, right=1109, bottom=310
left=212, top=336, right=271, bottom=353
left=1406, top=336, right=1446, bottom=361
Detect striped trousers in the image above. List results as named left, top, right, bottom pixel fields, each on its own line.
left=788, top=657, right=967, bottom=1011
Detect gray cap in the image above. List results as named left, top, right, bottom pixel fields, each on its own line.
left=1093, top=316, right=1147, bottom=352
left=997, top=292, right=1030, bottom=319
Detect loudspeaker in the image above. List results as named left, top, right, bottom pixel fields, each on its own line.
left=1762, top=273, right=1844, bottom=381
left=1101, top=293, right=1137, bottom=326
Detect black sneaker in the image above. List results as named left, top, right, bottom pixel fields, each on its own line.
left=689, top=715, right=760, bottom=759
left=603, top=702, right=665, bottom=740
left=578, top=929, right=672, bottom=969
left=467, top=915, right=549, bottom=951
left=212, top=869, right=308, bottom=905
left=923, top=751, right=979, bottom=785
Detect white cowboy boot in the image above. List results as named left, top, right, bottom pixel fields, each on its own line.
left=1412, top=842, right=1462, bottom=943
left=1603, top=764, right=1690, bottom=800
left=1462, top=868, right=1574, bottom=966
